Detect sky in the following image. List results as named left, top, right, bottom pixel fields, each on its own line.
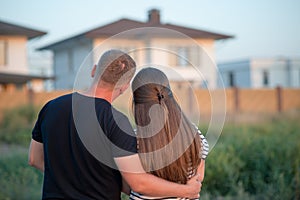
left=0, top=0, right=300, bottom=63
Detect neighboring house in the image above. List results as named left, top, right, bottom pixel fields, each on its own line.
left=0, top=20, right=52, bottom=92
left=218, top=57, right=300, bottom=88
left=39, top=9, right=233, bottom=90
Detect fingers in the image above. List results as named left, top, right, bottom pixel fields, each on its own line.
left=187, top=173, right=202, bottom=188
left=186, top=173, right=203, bottom=199
left=195, top=173, right=200, bottom=180
left=194, top=174, right=202, bottom=195
left=192, top=174, right=202, bottom=185
left=192, top=193, right=200, bottom=199
left=189, top=173, right=200, bottom=182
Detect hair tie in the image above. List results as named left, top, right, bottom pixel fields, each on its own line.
left=157, top=93, right=164, bottom=102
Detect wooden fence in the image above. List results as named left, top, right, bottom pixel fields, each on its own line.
left=0, top=87, right=300, bottom=122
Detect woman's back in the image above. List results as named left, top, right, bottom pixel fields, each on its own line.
left=131, top=68, right=209, bottom=199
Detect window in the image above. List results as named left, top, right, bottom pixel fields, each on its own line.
left=169, top=46, right=199, bottom=67
left=0, top=40, right=7, bottom=66
left=201, top=79, right=209, bottom=88
left=229, top=71, right=235, bottom=87
left=177, top=47, right=189, bottom=66
left=68, top=50, right=73, bottom=72
left=263, top=70, right=269, bottom=86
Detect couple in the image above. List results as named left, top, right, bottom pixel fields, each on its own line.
left=28, top=49, right=209, bottom=200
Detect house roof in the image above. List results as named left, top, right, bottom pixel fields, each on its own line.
left=0, top=71, right=54, bottom=84
left=0, top=20, right=47, bottom=39
left=39, top=9, right=234, bottom=50
left=85, top=19, right=233, bottom=39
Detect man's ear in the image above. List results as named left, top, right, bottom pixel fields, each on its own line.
left=91, top=64, right=97, bottom=78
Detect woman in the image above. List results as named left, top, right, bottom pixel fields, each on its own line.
left=129, top=67, right=209, bottom=199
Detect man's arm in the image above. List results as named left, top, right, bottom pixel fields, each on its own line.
left=114, top=154, right=201, bottom=199
left=28, top=139, right=44, bottom=172
left=121, top=178, right=131, bottom=195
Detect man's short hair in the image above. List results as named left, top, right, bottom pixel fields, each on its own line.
left=96, top=49, right=136, bottom=86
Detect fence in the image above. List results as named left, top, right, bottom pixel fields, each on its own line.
left=0, top=87, right=300, bottom=122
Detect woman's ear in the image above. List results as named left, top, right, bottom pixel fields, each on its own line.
left=91, top=64, right=97, bottom=78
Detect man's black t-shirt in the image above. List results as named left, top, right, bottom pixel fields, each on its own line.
left=32, top=93, right=137, bottom=200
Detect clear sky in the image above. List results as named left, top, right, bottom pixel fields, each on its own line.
left=0, top=0, right=299, bottom=62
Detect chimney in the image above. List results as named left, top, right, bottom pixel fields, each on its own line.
left=148, top=9, right=160, bottom=24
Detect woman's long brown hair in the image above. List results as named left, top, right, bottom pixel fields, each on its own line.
left=132, top=67, right=201, bottom=184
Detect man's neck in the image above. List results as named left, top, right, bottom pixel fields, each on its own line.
left=81, top=85, right=116, bottom=103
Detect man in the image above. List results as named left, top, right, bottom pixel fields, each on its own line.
left=29, top=49, right=201, bottom=199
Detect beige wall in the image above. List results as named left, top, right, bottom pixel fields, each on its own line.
left=0, top=36, right=28, bottom=72
left=194, top=39, right=216, bottom=88
left=92, top=37, right=217, bottom=89
left=93, top=38, right=145, bottom=66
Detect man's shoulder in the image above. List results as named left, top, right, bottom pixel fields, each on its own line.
left=38, top=93, right=73, bottom=116
left=52, top=92, right=73, bottom=102
left=43, top=92, right=73, bottom=106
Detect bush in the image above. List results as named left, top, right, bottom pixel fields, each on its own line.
left=0, top=105, right=38, bottom=146
left=0, top=145, right=43, bottom=199
left=200, top=114, right=300, bottom=199
left=0, top=106, right=299, bottom=199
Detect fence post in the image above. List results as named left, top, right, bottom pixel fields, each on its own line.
left=28, top=88, right=34, bottom=106
left=233, top=86, right=239, bottom=113
left=276, top=86, right=282, bottom=112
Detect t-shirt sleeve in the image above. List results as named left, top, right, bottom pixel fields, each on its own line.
left=109, top=113, right=137, bottom=158
left=32, top=101, right=51, bottom=143
left=32, top=120, right=43, bottom=143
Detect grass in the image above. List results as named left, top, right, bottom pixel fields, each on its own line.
left=0, top=144, right=43, bottom=200
left=0, top=105, right=37, bottom=146
left=199, top=112, right=300, bottom=199
left=0, top=105, right=299, bottom=199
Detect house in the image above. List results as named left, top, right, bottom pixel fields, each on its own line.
left=39, top=9, right=233, bottom=90
left=218, top=57, right=300, bottom=88
left=0, top=20, right=53, bottom=92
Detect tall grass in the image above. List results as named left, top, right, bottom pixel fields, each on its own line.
left=200, top=113, right=300, bottom=199
left=0, top=145, right=43, bottom=199
left=0, top=105, right=37, bottom=146
left=0, top=106, right=299, bottom=199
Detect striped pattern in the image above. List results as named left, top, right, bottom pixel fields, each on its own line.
left=130, top=191, right=180, bottom=200
left=130, top=128, right=209, bottom=200
left=199, top=130, right=209, bottom=160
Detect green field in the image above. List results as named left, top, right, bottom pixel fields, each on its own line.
left=0, top=106, right=299, bottom=199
